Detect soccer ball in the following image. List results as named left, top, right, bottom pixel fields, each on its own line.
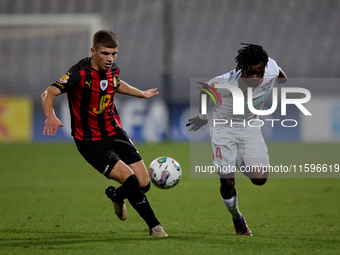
left=148, top=156, right=182, bottom=189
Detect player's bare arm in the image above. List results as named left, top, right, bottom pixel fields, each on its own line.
left=41, top=86, right=63, bottom=136
left=186, top=88, right=209, bottom=131
left=116, top=80, right=159, bottom=98
left=277, top=67, right=288, bottom=84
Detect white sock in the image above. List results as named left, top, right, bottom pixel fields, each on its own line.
left=221, top=191, right=242, bottom=220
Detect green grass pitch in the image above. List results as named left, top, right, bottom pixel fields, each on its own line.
left=0, top=142, right=339, bottom=254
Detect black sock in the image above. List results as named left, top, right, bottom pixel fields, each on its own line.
left=141, top=182, right=150, bottom=193
left=123, top=175, right=160, bottom=228
left=113, top=186, right=126, bottom=203
left=115, top=181, right=150, bottom=200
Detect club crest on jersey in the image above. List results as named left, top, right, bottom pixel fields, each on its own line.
left=100, top=80, right=108, bottom=91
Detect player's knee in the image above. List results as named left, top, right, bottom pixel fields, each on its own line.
left=141, top=182, right=150, bottom=193
left=220, top=177, right=235, bottom=189
left=138, top=176, right=150, bottom=189
left=251, top=177, right=267, bottom=186
left=108, top=161, right=135, bottom=184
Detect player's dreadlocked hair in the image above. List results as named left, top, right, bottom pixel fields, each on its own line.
left=235, top=43, right=268, bottom=71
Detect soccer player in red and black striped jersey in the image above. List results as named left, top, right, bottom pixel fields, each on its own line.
left=41, top=30, right=167, bottom=237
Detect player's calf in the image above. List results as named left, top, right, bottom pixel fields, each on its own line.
left=220, top=176, right=236, bottom=199
left=123, top=175, right=162, bottom=230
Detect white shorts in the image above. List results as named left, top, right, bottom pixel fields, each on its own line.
left=209, top=123, right=269, bottom=175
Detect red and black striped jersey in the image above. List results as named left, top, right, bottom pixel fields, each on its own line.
left=52, top=57, right=122, bottom=141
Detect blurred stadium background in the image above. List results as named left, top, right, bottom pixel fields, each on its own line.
left=0, top=0, right=340, bottom=143
left=1, top=2, right=340, bottom=253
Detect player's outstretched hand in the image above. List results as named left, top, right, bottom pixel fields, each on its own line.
left=277, top=77, right=288, bottom=84
left=43, top=116, right=63, bottom=136
left=186, top=115, right=208, bottom=131
left=142, top=88, right=159, bottom=98
left=277, top=68, right=288, bottom=84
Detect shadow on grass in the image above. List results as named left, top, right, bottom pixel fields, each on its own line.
left=1, top=227, right=339, bottom=253
left=0, top=228, right=192, bottom=249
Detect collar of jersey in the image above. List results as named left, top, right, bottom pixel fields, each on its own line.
left=241, top=71, right=264, bottom=87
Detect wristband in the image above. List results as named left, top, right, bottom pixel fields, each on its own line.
left=197, top=113, right=208, bottom=120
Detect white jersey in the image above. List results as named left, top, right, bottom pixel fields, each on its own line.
left=207, top=58, right=280, bottom=122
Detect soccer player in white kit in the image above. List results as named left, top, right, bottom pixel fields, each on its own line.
left=187, top=44, right=287, bottom=236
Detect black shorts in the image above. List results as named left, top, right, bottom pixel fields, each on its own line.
left=74, top=131, right=142, bottom=178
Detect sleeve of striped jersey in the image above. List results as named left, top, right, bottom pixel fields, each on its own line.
left=51, top=65, right=81, bottom=94
left=112, top=63, right=121, bottom=89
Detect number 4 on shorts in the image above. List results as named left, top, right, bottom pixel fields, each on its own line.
left=213, top=147, right=223, bottom=160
